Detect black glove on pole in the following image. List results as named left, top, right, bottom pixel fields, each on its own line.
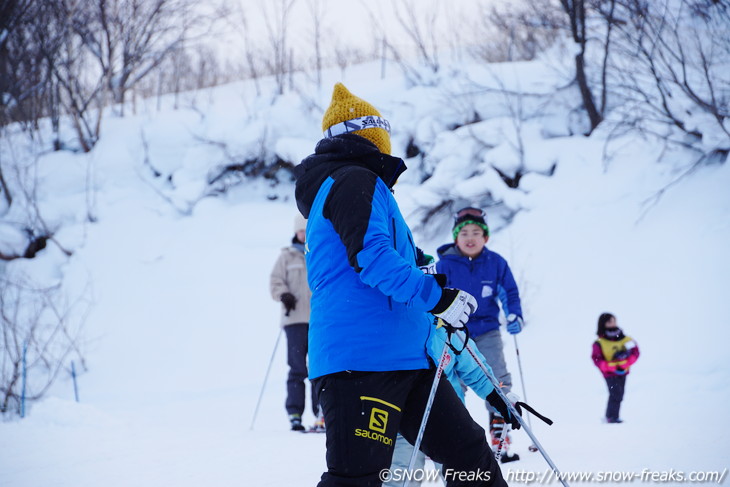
left=487, top=389, right=521, bottom=430
left=280, top=292, right=297, bottom=316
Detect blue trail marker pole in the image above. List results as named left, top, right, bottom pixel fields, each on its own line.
left=71, top=361, right=80, bottom=402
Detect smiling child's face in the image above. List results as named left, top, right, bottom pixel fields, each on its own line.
left=455, top=223, right=488, bottom=258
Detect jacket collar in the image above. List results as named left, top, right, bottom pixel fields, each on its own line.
left=295, top=134, right=406, bottom=218
left=437, top=243, right=488, bottom=261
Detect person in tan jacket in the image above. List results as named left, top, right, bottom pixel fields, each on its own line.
left=269, top=213, right=318, bottom=431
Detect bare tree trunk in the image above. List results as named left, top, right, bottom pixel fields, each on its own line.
left=0, top=160, right=12, bottom=209
left=156, top=70, right=164, bottom=112
left=393, top=0, right=441, bottom=73
left=307, top=0, right=323, bottom=89
left=560, top=0, right=603, bottom=133
left=263, top=0, right=295, bottom=96
left=575, top=51, right=602, bottom=131
left=599, top=0, right=617, bottom=115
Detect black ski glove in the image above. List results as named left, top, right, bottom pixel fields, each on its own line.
left=487, top=390, right=521, bottom=430
left=280, top=292, right=297, bottom=315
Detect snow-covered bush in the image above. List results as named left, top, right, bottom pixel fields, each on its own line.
left=1, top=270, right=90, bottom=417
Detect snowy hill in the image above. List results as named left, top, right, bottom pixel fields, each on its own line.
left=1, top=53, right=729, bottom=486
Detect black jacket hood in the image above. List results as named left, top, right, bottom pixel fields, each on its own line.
left=294, top=134, right=406, bottom=218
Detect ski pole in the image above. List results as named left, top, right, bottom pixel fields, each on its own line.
left=250, top=328, right=284, bottom=430
left=405, top=331, right=451, bottom=487
left=494, top=424, right=511, bottom=463
left=452, top=330, right=570, bottom=487
left=513, top=335, right=538, bottom=452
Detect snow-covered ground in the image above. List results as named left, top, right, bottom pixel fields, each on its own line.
left=1, top=56, right=729, bottom=486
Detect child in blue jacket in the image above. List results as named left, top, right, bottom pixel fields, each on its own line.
left=436, top=207, right=524, bottom=462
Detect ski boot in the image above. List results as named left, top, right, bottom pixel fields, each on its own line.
left=310, top=413, right=326, bottom=433
left=289, top=413, right=305, bottom=432
left=490, top=414, right=520, bottom=463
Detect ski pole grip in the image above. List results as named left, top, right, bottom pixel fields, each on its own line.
left=515, top=401, right=553, bottom=425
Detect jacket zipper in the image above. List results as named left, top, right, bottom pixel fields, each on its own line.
left=388, top=217, right=397, bottom=310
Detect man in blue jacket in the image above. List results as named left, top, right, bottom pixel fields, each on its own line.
left=436, top=208, right=524, bottom=462
left=295, top=83, right=518, bottom=486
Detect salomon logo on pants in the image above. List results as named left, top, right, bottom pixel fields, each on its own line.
left=354, top=396, right=399, bottom=446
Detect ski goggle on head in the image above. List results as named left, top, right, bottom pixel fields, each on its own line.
left=454, top=207, right=485, bottom=220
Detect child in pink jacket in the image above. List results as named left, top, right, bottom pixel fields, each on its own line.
left=591, top=312, right=640, bottom=423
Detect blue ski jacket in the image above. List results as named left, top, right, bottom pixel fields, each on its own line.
left=295, top=134, right=443, bottom=379
left=436, top=244, right=523, bottom=338
left=428, top=325, right=495, bottom=402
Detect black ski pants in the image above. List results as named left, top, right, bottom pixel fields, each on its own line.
left=312, top=368, right=506, bottom=487
left=284, top=323, right=319, bottom=417
left=605, top=375, right=626, bottom=421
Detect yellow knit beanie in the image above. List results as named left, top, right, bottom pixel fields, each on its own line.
left=321, top=83, right=391, bottom=155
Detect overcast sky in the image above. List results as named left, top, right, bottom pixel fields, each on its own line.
left=208, top=0, right=503, bottom=65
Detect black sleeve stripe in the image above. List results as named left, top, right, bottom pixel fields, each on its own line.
left=323, top=167, right=378, bottom=273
